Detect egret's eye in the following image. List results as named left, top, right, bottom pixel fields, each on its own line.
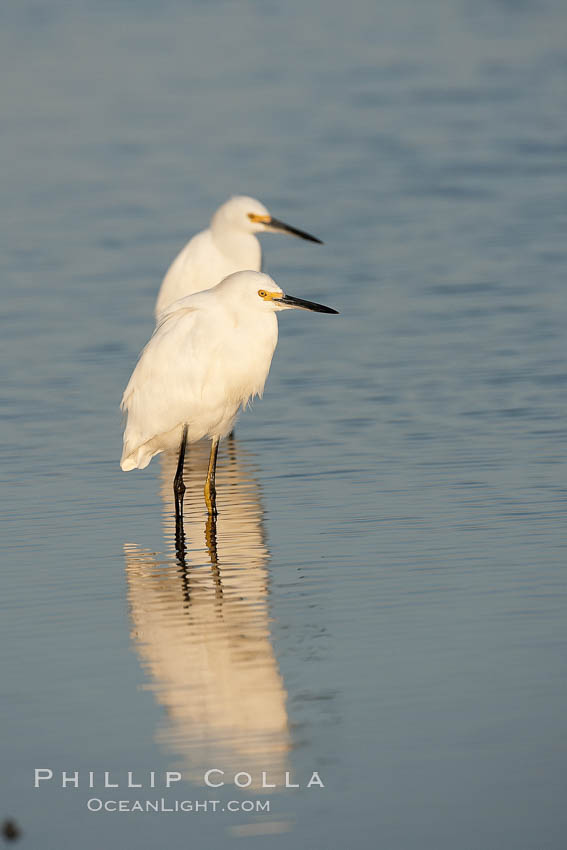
left=258, top=289, right=267, bottom=298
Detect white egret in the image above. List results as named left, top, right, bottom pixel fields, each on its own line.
left=121, top=270, right=338, bottom=517
left=154, top=196, right=322, bottom=319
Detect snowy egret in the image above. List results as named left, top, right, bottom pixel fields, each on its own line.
left=154, top=196, right=322, bottom=319
left=121, top=270, right=338, bottom=517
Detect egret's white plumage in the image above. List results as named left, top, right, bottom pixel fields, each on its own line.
left=121, top=270, right=337, bottom=515
left=154, top=196, right=322, bottom=319
left=122, top=274, right=277, bottom=470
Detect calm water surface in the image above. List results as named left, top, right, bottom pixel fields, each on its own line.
left=2, top=1, right=567, bottom=848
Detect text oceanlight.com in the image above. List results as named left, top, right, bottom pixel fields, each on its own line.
left=86, top=799, right=270, bottom=813
left=33, top=769, right=325, bottom=816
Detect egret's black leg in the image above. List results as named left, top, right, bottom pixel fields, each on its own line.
left=227, top=429, right=237, bottom=464
left=204, top=435, right=220, bottom=516
left=175, top=514, right=188, bottom=576
left=174, top=424, right=188, bottom=524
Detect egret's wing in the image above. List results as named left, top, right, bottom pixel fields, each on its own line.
left=121, top=302, right=220, bottom=462
left=155, top=230, right=227, bottom=317
left=155, top=297, right=199, bottom=330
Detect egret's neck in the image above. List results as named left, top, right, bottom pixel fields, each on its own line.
left=210, top=224, right=262, bottom=270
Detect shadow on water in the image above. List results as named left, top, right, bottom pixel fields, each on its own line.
left=123, top=440, right=291, bottom=793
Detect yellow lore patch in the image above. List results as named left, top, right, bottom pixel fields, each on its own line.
left=248, top=213, right=271, bottom=223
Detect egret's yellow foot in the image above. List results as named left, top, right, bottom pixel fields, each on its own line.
left=204, top=479, right=217, bottom=516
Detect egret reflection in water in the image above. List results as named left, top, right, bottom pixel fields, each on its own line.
left=124, top=440, right=290, bottom=789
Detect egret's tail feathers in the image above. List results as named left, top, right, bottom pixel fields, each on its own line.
left=120, top=444, right=159, bottom=471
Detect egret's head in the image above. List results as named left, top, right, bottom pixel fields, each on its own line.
left=218, top=271, right=338, bottom=315
left=211, top=196, right=323, bottom=243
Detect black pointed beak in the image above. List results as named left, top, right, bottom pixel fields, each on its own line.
left=275, top=293, right=339, bottom=314
left=267, top=217, right=323, bottom=244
